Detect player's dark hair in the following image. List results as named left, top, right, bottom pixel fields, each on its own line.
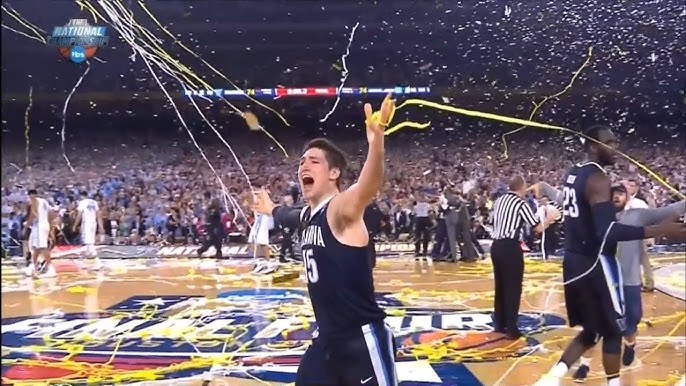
left=27, top=189, right=38, bottom=195
left=582, top=124, right=611, bottom=150
left=611, top=185, right=627, bottom=195
left=79, top=190, right=88, bottom=197
left=304, top=138, right=348, bottom=188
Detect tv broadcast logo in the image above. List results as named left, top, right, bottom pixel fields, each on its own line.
left=47, top=19, right=109, bottom=63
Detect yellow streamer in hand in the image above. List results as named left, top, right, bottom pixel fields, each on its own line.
left=501, top=47, right=594, bottom=159
left=367, top=97, right=432, bottom=136
left=383, top=98, right=684, bottom=199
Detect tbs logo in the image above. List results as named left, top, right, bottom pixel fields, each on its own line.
left=69, top=46, right=86, bottom=63
left=48, top=19, right=109, bottom=64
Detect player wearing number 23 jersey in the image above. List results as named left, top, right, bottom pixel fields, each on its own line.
left=561, top=163, right=604, bottom=257
left=561, top=161, right=627, bottom=338
left=533, top=127, right=685, bottom=386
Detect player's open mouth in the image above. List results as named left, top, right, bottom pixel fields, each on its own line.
left=301, top=176, right=314, bottom=187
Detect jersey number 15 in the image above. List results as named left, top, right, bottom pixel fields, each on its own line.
left=562, top=186, right=579, bottom=218
left=302, top=249, right=320, bottom=283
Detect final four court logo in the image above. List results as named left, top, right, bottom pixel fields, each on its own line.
left=1, top=289, right=565, bottom=385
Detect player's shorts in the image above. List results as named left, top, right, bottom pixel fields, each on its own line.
left=248, top=216, right=273, bottom=246
left=29, top=225, right=50, bottom=250
left=563, top=252, right=626, bottom=338
left=81, top=224, right=97, bottom=245
left=295, top=321, right=397, bottom=386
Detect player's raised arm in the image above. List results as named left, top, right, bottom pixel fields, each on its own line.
left=332, top=94, right=394, bottom=222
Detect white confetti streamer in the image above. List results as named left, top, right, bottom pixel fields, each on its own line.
left=183, top=84, right=254, bottom=193
left=2, top=5, right=105, bottom=64
left=184, top=90, right=251, bottom=220
left=96, top=0, right=245, bottom=218
left=320, top=22, right=360, bottom=123
left=1, top=24, right=45, bottom=43
left=61, top=60, right=91, bottom=173
left=1, top=4, right=46, bottom=42
left=24, top=86, right=33, bottom=168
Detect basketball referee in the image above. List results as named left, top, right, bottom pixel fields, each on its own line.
left=490, top=175, right=559, bottom=339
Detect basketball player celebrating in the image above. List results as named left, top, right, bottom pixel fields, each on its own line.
left=570, top=186, right=685, bottom=382
left=531, top=125, right=685, bottom=386
left=73, top=190, right=104, bottom=270
left=24, top=189, right=57, bottom=278
left=254, top=94, right=397, bottom=386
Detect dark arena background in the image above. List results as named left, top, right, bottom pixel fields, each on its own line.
left=1, top=1, right=685, bottom=385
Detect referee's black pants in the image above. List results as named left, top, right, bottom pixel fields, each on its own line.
left=491, top=238, right=524, bottom=337
left=414, top=216, right=431, bottom=255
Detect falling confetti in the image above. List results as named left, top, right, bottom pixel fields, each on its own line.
left=24, top=86, right=33, bottom=168
left=136, top=1, right=291, bottom=131
left=500, top=47, right=595, bottom=159
left=320, top=22, right=360, bottom=123
left=1, top=4, right=46, bottom=43
left=0, top=1, right=683, bottom=221
left=87, top=0, right=252, bottom=216
left=61, top=61, right=92, bottom=173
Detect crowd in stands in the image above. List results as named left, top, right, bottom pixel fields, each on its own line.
left=2, top=129, right=684, bottom=248
left=2, top=0, right=683, bottom=253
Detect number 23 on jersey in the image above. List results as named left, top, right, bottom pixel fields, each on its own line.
left=302, top=249, right=320, bottom=283
left=562, top=186, right=579, bottom=218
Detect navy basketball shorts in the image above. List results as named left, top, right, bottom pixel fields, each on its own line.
left=563, top=253, right=627, bottom=338
left=295, top=321, right=397, bottom=386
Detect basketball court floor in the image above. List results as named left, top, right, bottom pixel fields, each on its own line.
left=2, top=254, right=684, bottom=386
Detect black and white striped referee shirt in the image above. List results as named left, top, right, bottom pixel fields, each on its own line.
left=491, top=192, right=540, bottom=240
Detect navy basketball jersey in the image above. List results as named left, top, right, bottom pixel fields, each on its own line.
left=562, top=162, right=607, bottom=257
left=299, top=196, right=386, bottom=338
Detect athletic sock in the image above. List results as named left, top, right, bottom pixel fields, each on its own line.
left=549, top=361, right=569, bottom=377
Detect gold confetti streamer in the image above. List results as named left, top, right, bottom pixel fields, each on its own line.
left=382, top=98, right=684, bottom=199
left=136, top=1, right=290, bottom=128
left=93, top=0, right=245, bottom=218
left=80, top=0, right=289, bottom=181
left=501, top=47, right=594, bottom=159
